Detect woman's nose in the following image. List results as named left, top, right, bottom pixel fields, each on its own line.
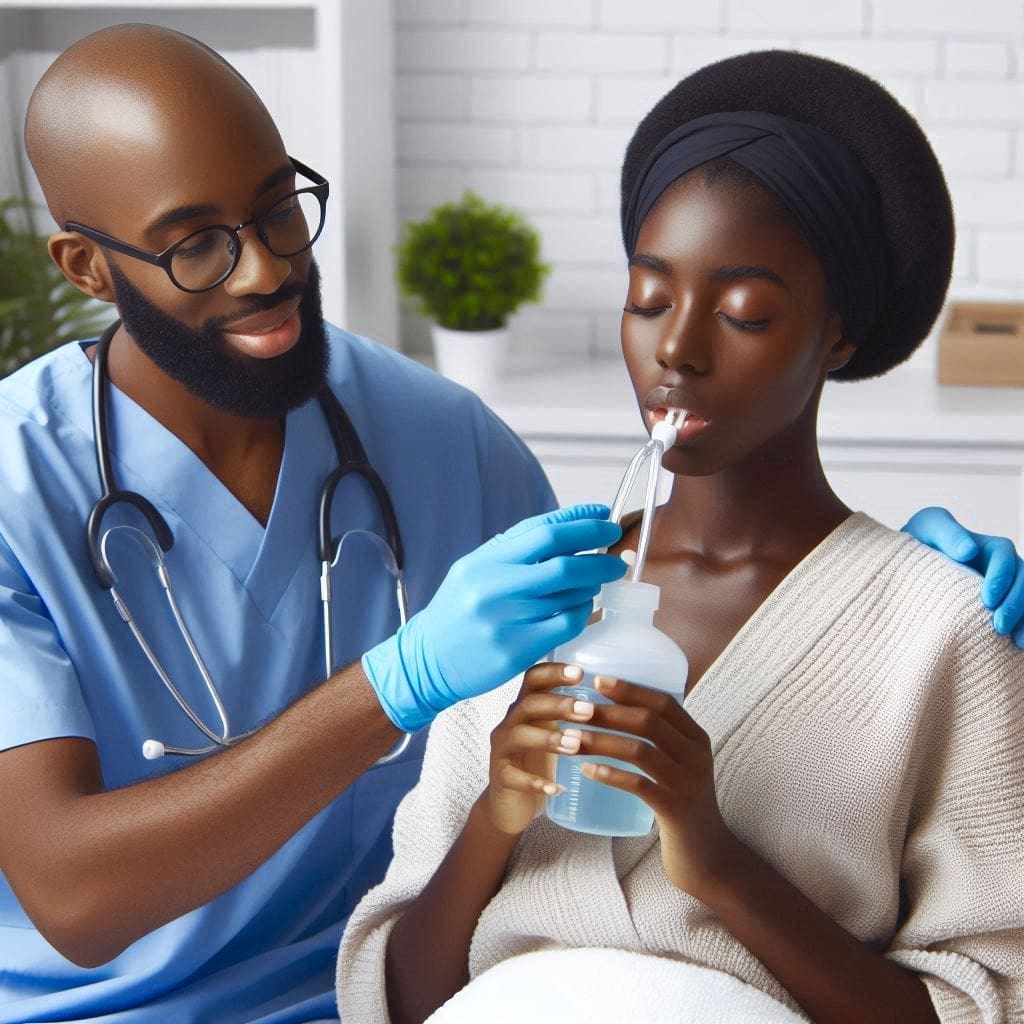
left=656, top=302, right=710, bottom=374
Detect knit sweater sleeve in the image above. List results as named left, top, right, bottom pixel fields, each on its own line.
left=885, top=613, right=1024, bottom=1024
left=337, top=677, right=521, bottom=1022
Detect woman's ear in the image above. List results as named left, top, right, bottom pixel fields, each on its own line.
left=48, top=232, right=116, bottom=302
left=822, top=310, right=856, bottom=374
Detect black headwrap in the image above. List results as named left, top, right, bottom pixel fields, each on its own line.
left=622, top=110, right=887, bottom=350
left=621, top=51, right=954, bottom=380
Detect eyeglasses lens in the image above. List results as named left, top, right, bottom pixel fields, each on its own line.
left=262, top=191, right=323, bottom=257
left=167, top=191, right=324, bottom=291
left=170, top=228, right=238, bottom=291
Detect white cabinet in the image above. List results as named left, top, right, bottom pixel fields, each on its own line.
left=489, top=361, right=1024, bottom=546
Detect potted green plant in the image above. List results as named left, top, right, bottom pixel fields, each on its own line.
left=1, top=198, right=109, bottom=377
left=396, top=191, right=549, bottom=397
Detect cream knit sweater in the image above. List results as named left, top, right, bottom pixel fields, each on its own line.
left=338, top=514, right=1024, bottom=1023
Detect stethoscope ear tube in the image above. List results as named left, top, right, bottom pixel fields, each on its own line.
left=88, top=490, right=174, bottom=589
left=315, top=388, right=406, bottom=571
left=88, top=321, right=174, bottom=589
left=318, top=463, right=405, bottom=570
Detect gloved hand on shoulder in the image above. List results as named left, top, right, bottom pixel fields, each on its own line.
left=363, top=504, right=625, bottom=732
left=903, top=505, right=1024, bottom=648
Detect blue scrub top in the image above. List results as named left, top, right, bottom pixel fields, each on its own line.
left=0, top=324, right=555, bottom=1023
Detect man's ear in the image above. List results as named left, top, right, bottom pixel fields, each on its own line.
left=48, top=232, right=115, bottom=302
left=822, top=310, right=856, bottom=375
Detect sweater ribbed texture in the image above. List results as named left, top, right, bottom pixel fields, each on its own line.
left=338, top=514, right=1024, bottom=1023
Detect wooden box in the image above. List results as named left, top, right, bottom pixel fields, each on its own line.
left=938, top=301, right=1024, bottom=387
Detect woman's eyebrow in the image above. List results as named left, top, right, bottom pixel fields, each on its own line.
left=713, top=265, right=787, bottom=288
left=628, top=252, right=671, bottom=273
left=629, top=254, right=787, bottom=291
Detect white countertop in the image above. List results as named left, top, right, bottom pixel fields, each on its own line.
left=485, top=359, right=1024, bottom=448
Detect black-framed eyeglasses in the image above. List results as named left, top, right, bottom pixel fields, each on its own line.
left=65, top=157, right=329, bottom=294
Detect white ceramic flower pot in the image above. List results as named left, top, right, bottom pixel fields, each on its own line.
left=430, top=324, right=510, bottom=399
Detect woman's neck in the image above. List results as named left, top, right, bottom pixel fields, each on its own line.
left=616, top=417, right=851, bottom=690
left=654, top=411, right=850, bottom=569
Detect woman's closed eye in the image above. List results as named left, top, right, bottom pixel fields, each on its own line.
left=623, top=303, right=670, bottom=317
left=624, top=304, right=770, bottom=332
left=719, top=312, right=770, bottom=331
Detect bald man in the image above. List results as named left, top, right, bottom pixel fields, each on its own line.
left=0, top=22, right=1021, bottom=1024
left=0, top=24, right=647, bottom=1023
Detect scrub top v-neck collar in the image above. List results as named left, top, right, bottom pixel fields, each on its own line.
left=65, top=343, right=333, bottom=620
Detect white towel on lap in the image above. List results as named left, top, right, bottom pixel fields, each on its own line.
left=425, top=948, right=807, bottom=1023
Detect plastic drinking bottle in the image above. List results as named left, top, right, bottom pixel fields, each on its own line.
left=546, top=578, right=688, bottom=837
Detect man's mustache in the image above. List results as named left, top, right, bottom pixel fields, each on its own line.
left=212, top=280, right=309, bottom=330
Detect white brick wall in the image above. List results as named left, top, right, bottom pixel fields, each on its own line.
left=395, top=1, right=1024, bottom=366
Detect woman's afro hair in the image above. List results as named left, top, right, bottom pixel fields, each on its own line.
left=621, top=50, right=954, bottom=380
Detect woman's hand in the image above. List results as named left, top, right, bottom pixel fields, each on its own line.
left=576, top=675, right=739, bottom=900
left=483, top=662, right=596, bottom=836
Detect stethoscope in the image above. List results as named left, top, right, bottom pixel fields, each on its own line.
left=87, top=321, right=411, bottom=762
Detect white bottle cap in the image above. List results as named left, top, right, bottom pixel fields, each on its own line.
left=599, top=578, right=660, bottom=613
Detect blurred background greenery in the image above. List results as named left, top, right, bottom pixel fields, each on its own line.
left=0, top=197, right=109, bottom=377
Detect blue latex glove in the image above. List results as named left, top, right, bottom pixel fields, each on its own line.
left=902, top=506, right=1024, bottom=649
left=363, top=504, right=626, bottom=732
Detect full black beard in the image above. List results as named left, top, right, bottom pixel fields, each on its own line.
left=108, top=259, right=329, bottom=419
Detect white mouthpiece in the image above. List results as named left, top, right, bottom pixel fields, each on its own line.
left=142, top=739, right=165, bottom=760
left=651, top=419, right=677, bottom=447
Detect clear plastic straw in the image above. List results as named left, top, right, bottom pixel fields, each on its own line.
left=607, top=410, right=683, bottom=583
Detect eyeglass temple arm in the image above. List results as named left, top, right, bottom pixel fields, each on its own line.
left=65, top=223, right=165, bottom=266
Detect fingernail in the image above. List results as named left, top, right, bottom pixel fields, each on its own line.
left=542, top=781, right=559, bottom=795
left=558, top=733, right=581, bottom=753
left=563, top=664, right=583, bottom=681
left=956, top=540, right=975, bottom=559
left=572, top=700, right=594, bottom=717
left=593, top=676, right=615, bottom=692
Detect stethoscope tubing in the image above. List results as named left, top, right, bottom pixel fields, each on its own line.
left=88, top=321, right=411, bottom=762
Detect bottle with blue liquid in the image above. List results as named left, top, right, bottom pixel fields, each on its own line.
left=546, top=577, right=688, bottom=837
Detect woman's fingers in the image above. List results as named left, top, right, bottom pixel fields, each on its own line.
left=578, top=758, right=701, bottom=825
left=497, top=759, right=566, bottom=798
left=492, top=719, right=582, bottom=777
left=574, top=728, right=681, bottom=782
left=504, top=691, right=595, bottom=729
left=522, top=661, right=584, bottom=691
left=500, top=722, right=582, bottom=756
left=589, top=676, right=703, bottom=742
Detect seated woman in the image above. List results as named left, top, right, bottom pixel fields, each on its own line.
left=338, top=51, right=1024, bottom=1024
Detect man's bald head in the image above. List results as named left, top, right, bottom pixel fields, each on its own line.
left=25, top=24, right=284, bottom=228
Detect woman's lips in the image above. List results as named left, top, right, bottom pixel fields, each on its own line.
left=649, top=406, right=710, bottom=445
left=645, top=387, right=710, bottom=445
